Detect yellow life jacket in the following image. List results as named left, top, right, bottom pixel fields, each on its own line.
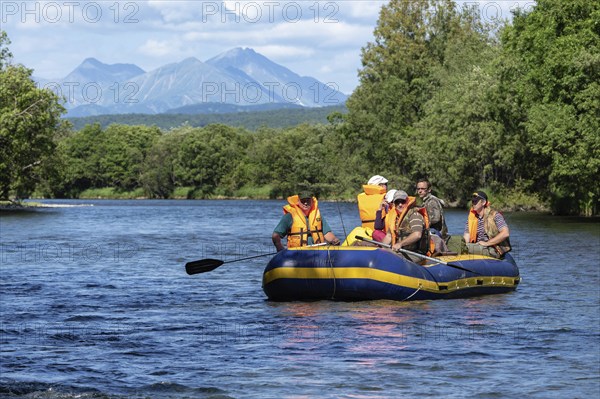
left=468, top=207, right=512, bottom=254
left=357, top=184, right=386, bottom=229
left=283, top=195, right=325, bottom=248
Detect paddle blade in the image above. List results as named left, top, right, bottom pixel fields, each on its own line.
left=185, top=258, right=225, bottom=275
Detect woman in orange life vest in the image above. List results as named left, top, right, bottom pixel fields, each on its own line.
left=272, top=191, right=341, bottom=252
left=462, top=191, right=511, bottom=259
left=357, top=175, right=388, bottom=232
left=381, top=190, right=435, bottom=262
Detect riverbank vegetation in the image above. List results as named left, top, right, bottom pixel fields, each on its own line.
left=66, top=105, right=347, bottom=131
left=1, top=0, right=598, bottom=215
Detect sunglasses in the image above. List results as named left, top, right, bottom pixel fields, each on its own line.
left=394, top=199, right=407, bottom=206
left=300, top=198, right=312, bottom=206
left=472, top=196, right=484, bottom=205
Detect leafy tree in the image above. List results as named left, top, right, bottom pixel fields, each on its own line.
left=58, top=123, right=105, bottom=194
left=405, top=8, right=505, bottom=202
left=240, top=123, right=348, bottom=198
left=97, top=124, right=161, bottom=190
left=0, top=31, right=67, bottom=199
left=343, top=0, right=436, bottom=169
left=498, top=0, right=600, bottom=215
left=343, top=0, right=494, bottom=177
left=340, top=1, right=503, bottom=199
left=0, top=31, right=12, bottom=69
left=57, top=123, right=161, bottom=195
left=139, top=130, right=184, bottom=198
left=174, top=124, right=249, bottom=197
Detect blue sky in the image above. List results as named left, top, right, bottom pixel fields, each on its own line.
left=2, top=1, right=535, bottom=94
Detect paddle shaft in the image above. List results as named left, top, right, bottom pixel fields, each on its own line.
left=335, top=201, right=348, bottom=241
left=354, top=235, right=480, bottom=275
left=185, top=242, right=330, bottom=275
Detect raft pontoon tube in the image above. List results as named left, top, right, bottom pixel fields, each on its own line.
left=262, top=246, right=520, bottom=301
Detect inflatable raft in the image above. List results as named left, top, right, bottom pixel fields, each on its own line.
left=262, top=245, right=520, bottom=301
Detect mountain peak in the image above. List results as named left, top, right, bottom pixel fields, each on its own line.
left=180, top=57, right=203, bottom=65
left=80, top=57, right=104, bottom=67
left=75, top=57, right=144, bottom=72
left=230, top=47, right=256, bottom=55
left=66, top=58, right=145, bottom=83
left=207, top=47, right=262, bottom=64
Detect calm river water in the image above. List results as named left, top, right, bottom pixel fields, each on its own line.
left=1, top=199, right=599, bottom=398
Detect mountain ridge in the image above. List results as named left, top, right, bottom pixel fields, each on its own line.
left=36, top=48, right=347, bottom=117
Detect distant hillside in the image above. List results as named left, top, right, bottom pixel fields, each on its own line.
left=66, top=104, right=347, bottom=131
left=164, top=101, right=305, bottom=114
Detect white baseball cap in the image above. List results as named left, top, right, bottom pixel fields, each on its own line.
left=384, top=189, right=397, bottom=203
left=368, top=175, right=388, bottom=185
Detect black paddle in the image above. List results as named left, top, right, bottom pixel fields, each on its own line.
left=185, top=243, right=331, bottom=275
left=354, top=235, right=481, bottom=275
left=185, top=252, right=278, bottom=275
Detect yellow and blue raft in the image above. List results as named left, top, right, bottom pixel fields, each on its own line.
left=262, top=234, right=520, bottom=301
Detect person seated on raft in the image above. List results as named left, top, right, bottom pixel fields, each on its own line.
left=357, top=175, right=388, bottom=231
left=415, top=178, right=449, bottom=242
left=381, top=190, right=432, bottom=262
left=462, top=191, right=511, bottom=259
left=272, top=190, right=341, bottom=252
left=372, top=189, right=397, bottom=242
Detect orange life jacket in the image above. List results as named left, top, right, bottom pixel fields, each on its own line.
left=385, top=206, right=398, bottom=243
left=467, top=206, right=512, bottom=253
left=283, top=195, right=325, bottom=248
left=415, top=206, right=435, bottom=256
left=387, top=196, right=434, bottom=255
left=357, top=184, right=386, bottom=229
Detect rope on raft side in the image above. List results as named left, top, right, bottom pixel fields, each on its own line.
left=402, top=283, right=423, bottom=301
left=326, top=244, right=337, bottom=300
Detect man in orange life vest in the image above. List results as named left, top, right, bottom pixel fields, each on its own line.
left=272, top=191, right=341, bottom=252
left=463, top=191, right=511, bottom=258
left=381, top=190, right=431, bottom=262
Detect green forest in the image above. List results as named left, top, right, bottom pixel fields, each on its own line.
left=66, top=105, right=348, bottom=131
left=1, top=0, right=598, bottom=215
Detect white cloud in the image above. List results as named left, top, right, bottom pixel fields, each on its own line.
left=146, top=0, right=202, bottom=23
left=253, top=44, right=315, bottom=60
left=138, top=39, right=180, bottom=58
left=343, top=1, right=384, bottom=20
